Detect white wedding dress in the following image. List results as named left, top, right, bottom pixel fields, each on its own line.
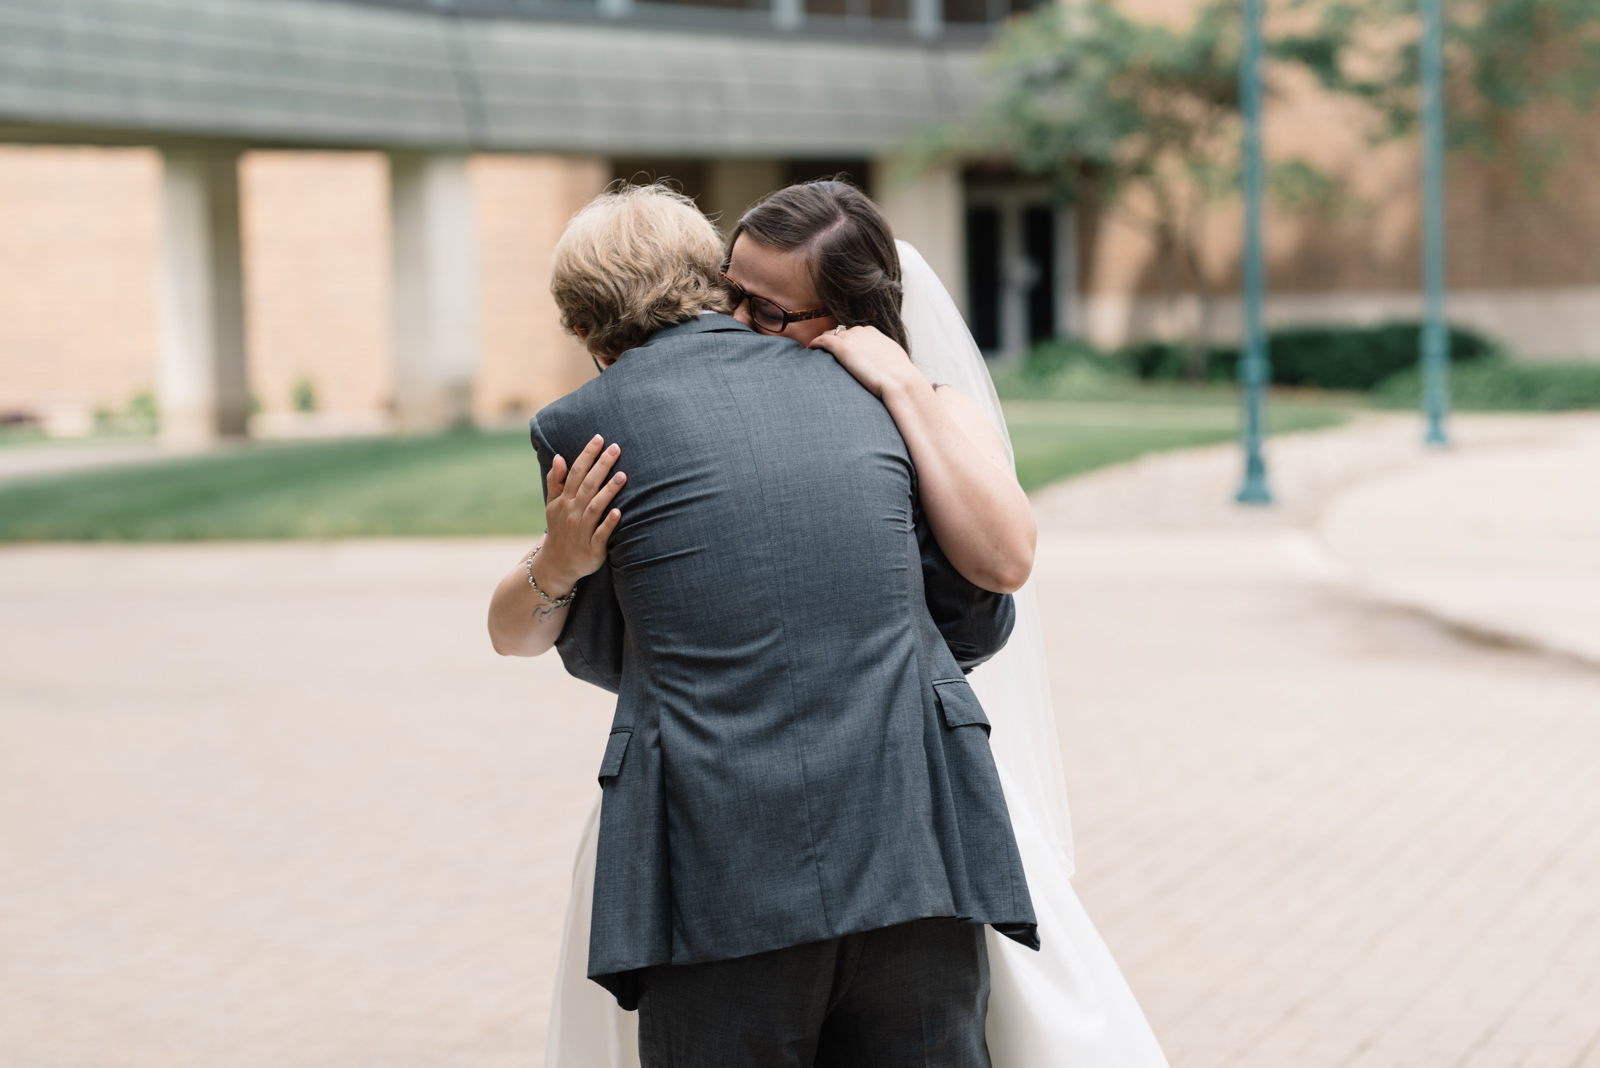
left=543, top=244, right=1170, bottom=1068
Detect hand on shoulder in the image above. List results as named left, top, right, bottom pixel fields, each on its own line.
left=808, top=325, right=925, bottom=401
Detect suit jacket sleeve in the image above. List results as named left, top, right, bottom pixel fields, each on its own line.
left=916, top=499, right=1016, bottom=673
left=530, top=416, right=626, bottom=695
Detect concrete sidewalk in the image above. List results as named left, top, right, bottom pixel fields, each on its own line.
left=0, top=439, right=168, bottom=484
left=1319, top=415, right=1600, bottom=665
left=1036, top=410, right=1600, bottom=668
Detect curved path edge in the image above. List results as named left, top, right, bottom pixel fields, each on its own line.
left=1316, top=415, right=1600, bottom=669
left=1028, top=409, right=1600, bottom=670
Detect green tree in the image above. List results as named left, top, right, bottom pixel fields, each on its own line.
left=1281, top=0, right=1600, bottom=190
left=976, top=0, right=1332, bottom=378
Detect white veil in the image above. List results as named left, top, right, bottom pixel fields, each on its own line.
left=897, top=240, right=1075, bottom=874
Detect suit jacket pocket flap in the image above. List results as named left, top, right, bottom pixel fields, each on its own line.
left=933, top=679, right=990, bottom=732
left=598, top=730, right=632, bottom=783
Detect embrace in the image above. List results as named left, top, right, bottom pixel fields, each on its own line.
left=488, top=182, right=1168, bottom=1068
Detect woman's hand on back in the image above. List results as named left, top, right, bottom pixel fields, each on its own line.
left=487, top=434, right=625, bottom=658
left=808, top=326, right=922, bottom=400
left=538, top=435, right=626, bottom=596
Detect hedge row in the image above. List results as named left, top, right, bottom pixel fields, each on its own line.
left=1016, top=323, right=1600, bottom=410
left=1375, top=361, right=1600, bottom=411
left=1118, top=323, right=1502, bottom=392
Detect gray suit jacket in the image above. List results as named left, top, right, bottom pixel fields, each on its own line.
left=531, top=315, right=1036, bottom=1009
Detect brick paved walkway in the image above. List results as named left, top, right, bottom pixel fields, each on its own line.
left=1043, top=528, right=1600, bottom=1068
left=3, top=415, right=1599, bottom=1067
left=0, top=541, right=612, bottom=1068
left=1033, top=413, right=1600, bottom=1068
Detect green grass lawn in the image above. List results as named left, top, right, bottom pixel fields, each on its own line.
left=0, top=431, right=545, bottom=541
left=1009, top=423, right=1239, bottom=491
left=0, top=395, right=1356, bottom=541
left=1003, top=397, right=1353, bottom=491
left=0, top=425, right=52, bottom=449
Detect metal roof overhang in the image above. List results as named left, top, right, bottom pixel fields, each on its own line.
left=0, top=0, right=986, bottom=155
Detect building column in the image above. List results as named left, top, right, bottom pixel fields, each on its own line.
left=158, top=148, right=249, bottom=447
left=872, top=161, right=966, bottom=316
left=389, top=152, right=480, bottom=432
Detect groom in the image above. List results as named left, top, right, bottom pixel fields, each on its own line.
left=534, top=184, right=1035, bottom=1066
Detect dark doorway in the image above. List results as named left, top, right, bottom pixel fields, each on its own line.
left=944, top=0, right=1041, bottom=21
left=1024, top=205, right=1055, bottom=343
left=965, top=206, right=1001, bottom=352
left=785, top=160, right=872, bottom=195
left=806, top=0, right=909, bottom=18
left=611, top=159, right=707, bottom=205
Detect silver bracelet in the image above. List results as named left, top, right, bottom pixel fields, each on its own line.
left=525, top=544, right=578, bottom=609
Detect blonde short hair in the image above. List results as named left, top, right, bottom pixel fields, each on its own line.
left=551, top=183, right=732, bottom=361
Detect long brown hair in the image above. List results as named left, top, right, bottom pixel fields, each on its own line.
left=728, top=180, right=909, bottom=353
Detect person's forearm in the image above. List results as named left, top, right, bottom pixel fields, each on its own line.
left=880, top=380, right=1036, bottom=594
left=487, top=543, right=576, bottom=657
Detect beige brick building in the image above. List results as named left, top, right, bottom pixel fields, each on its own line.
left=1075, top=64, right=1600, bottom=361
left=0, top=146, right=611, bottom=437
left=0, top=145, right=161, bottom=434
left=0, top=0, right=985, bottom=442
left=1, top=0, right=1596, bottom=442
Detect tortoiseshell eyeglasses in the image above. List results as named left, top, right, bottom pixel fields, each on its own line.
left=720, top=273, right=831, bottom=335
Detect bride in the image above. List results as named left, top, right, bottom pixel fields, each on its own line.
left=543, top=181, right=1169, bottom=1067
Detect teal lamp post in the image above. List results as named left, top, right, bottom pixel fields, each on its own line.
left=1419, top=0, right=1450, bottom=445
left=1236, top=0, right=1272, bottom=504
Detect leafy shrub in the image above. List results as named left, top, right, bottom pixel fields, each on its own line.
left=1123, top=322, right=1501, bottom=391
left=1023, top=338, right=1124, bottom=378
left=1121, top=341, right=1239, bottom=382
left=993, top=339, right=1135, bottom=400
left=291, top=376, right=318, bottom=413
left=92, top=392, right=159, bottom=437
left=1375, top=361, right=1600, bottom=410
left=1268, top=324, right=1499, bottom=390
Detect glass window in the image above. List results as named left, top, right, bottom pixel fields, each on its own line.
left=784, top=160, right=872, bottom=197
